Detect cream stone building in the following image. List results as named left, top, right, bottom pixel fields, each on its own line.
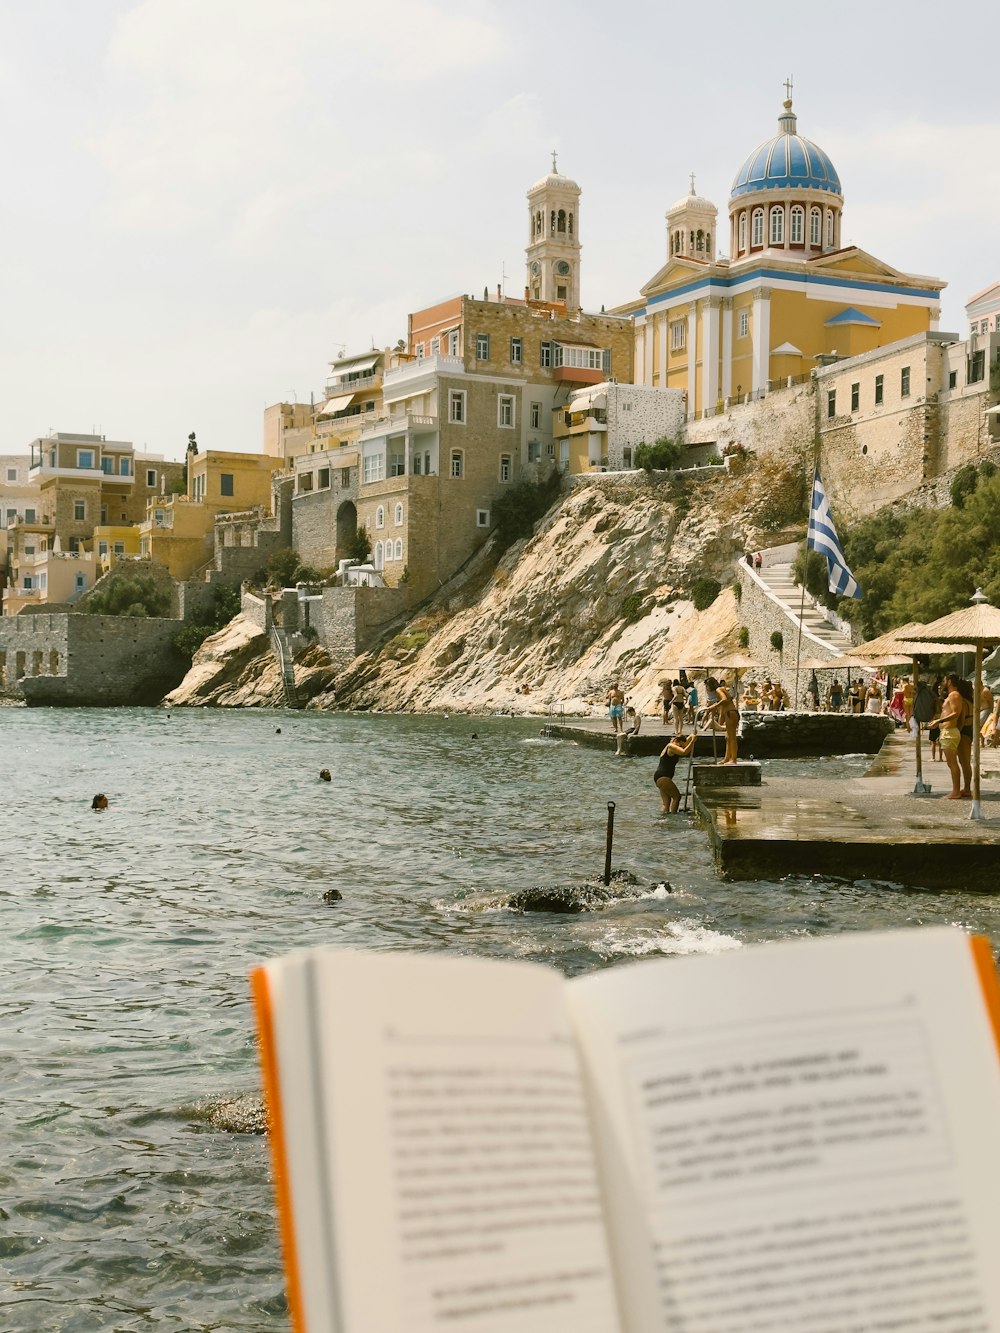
left=552, top=381, right=687, bottom=473
left=966, top=281, right=1000, bottom=338
left=618, top=91, right=946, bottom=423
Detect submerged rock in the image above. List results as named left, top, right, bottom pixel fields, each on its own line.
left=195, top=1094, right=267, bottom=1135
left=508, top=870, right=666, bottom=914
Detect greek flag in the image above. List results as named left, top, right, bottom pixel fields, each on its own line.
left=807, top=469, right=862, bottom=600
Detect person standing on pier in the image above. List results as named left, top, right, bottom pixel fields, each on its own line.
left=607, top=683, right=625, bottom=734
left=704, top=677, right=740, bottom=765
left=938, top=675, right=974, bottom=800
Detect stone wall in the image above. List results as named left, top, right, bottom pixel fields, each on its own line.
left=1, top=612, right=186, bottom=705
left=739, top=710, right=893, bottom=755
left=309, top=585, right=409, bottom=670
left=684, top=379, right=815, bottom=461
left=240, top=589, right=272, bottom=634
left=735, top=563, right=842, bottom=705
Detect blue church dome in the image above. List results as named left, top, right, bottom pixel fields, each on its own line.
left=731, top=101, right=841, bottom=199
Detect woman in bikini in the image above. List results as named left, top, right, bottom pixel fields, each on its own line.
left=938, top=674, right=974, bottom=799
left=704, top=676, right=740, bottom=765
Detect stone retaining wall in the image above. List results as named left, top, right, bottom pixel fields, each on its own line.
left=309, top=586, right=409, bottom=671
left=739, top=710, right=893, bottom=755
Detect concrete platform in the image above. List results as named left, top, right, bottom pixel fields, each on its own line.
left=694, top=733, right=1000, bottom=891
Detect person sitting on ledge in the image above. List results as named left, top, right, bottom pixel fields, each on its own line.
left=615, top=707, right=642, bottom=756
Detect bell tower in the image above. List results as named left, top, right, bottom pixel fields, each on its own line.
left=526, top=153, right=581, bottom=307
left=666, top=175, right=718, bottom=263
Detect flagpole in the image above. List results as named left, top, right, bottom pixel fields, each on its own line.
left=794, top=438, right=821, bottom=710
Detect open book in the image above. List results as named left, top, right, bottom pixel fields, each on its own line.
left=251, top=928, right=1000, bottom=1333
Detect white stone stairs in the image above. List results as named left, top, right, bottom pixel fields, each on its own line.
left=756, top=559, right=856, bottom=657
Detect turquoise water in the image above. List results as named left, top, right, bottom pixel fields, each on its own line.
left=3, top=707, right=999, bottom=1331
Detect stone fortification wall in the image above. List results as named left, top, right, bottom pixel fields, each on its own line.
left=310, top=586, right=409, bottom=671
left=739, top=710, right=893, bottom=756
left=240, top=589, right=272, bottom=634
left=3, top=613, right=185, bottom=705
left=292, top=489, right=340, bottom=570
left=684, top=381, right=814, bottom=460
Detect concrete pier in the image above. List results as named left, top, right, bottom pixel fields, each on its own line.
left=694, top=732, right=1000, bottom=891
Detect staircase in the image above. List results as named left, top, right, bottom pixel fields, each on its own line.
left=754, top=557, right=856, bottom=657
left=269, top=625, right=302, bottom=708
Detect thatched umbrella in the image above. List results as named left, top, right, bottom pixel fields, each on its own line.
left=906, top=593, right=1000, bottom=818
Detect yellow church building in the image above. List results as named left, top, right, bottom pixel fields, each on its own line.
left=618, top=91, right=946, bottom=418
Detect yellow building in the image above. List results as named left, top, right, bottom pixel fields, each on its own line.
left=619, top=92, right=946, bottom=419
left=139, top=450, right=277, bottom=578
left=93, top=525, right=141, bottom=575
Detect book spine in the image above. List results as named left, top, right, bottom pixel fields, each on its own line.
left=251, top=966, right=307, bottom=1333
left=971, top=935, right=1000, bottom=1056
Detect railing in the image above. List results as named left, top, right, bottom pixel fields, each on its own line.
left=382, top=354, right=465, bottom=389
left=324, top=371, right=379, bottom=395
left=269, top=625, right=302, bottom=708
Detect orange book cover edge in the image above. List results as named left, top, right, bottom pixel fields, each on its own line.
left=971, top=934, right=1000, bottom=1056
left=251, top=965, right=307, bottom=1333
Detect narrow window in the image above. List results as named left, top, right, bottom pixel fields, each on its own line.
left=901, top=366, right=911, bottom=398
left=146, top=468, right=157, bottom=487
left=497, top=394, right=515, bottom=428
left=530, top=402, right=541, bottom=429
left=875, top=374, right=884, bottom=406
left=810, top=208, right=821, bottom=245
left=540, top=341, right=552, bottom=368
left=738, top=212, right=747, bottom=250
left=851, top=382, right=860, bottom=412
left=430, top=336, right=440, bottom=355
left=415, top=342, right=425, bottom=359
left=394, top=503, right=403, bottom=526
left=751, top=209, right=764, bottom=246
left=375, top=506, right=385, bottom=529
left=670, top=321, right=686, bottom=351
left=25, top=507, right=36, bottom=523
left=738, top=310, right=749, bottom=339
left=475, top=333, right=489, bottom=360
left=968, top=350, right=986, bottom=383
left=949, top=370, right=958, bottom=389
left=827, top=389, right=836, bottom=419
left=790, top=206, right=804, bottom=244
left=476, top=509, right=490, bottom=528
left=394, top=539, right=402, bottom=560
left=510, top=337, right=522, bottom=364
left=450, top=450, right=463, bottom=478
left=826, top=211, right=834, bottom=247
left=74, top=500, right=86, bottom=520
left=448, top=390, right=466, bottom=424
left=500, top=454, right=512, bottom=483
left=220, top=473, right=234, bottom=497
left=769, top=207, right=784, bottom=245
left=448, top=329, right=459, bottom=356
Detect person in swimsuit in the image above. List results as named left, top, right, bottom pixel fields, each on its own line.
left=939, top=674, right=974, bottom=799
left=654, top=732, right=697, bottom=812
left=607, top=683, right=625, bottom=733
left=704, top=676, right=740, bottom=764
left=670, top=680, right=688, bottom=737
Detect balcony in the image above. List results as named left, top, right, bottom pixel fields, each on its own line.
left=382, top=354, right=464, bottom=399
left=324, top=370, right=380, bottom=396
left=358, top=412, right=437, bottom=441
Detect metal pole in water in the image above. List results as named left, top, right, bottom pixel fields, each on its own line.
left=603, top=801, right=616, bottom=886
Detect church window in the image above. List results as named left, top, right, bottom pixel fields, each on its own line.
left=738, top=212, right=747, bottom=250
left=568, top=213, right=574, bottom=235
left=901, top=366, right=911, bottom=398
left=690, top=231, right=695, bottom=251
left=705, top=232, right=711, bottom=254
left=826, top=211, right=835, bottom=247
left=769, top=206, right=784, bottom=245
left=851, top=382, right=860, bottom=412
left=696, top=230, right=704, bottom=252
left=810, top=208, right=821, bottom=245
left=751, top=209, right=764, bottom=246
left=550, top=210, right=556, bottom=234
left=790, top=206, right=804, bottom=244
left=875, top=374, right=884, bottom=405
left=670, top=320, right=686, bottom=352
left=738, top=310, right=749, bottom=339
left=557, top=209, right=566, bottom=233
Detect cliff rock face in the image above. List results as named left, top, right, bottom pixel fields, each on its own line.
left=165, top=458, right=804, bottom=715
left=319, top=466, right=789, bottom=716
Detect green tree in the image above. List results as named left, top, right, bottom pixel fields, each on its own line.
left=349, top=526, right=372, bottom=563
left=86, top=573, right=171, bottom=618
left=691, top=577, right=721, bottom=611
left=634, top=437, right=682, bottom=472
left=267, top=548, right=300, bottom=587
left=491, top=468, right=563, bottom=548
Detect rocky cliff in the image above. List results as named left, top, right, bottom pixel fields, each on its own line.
left=165, top=456, right=806, bottom=715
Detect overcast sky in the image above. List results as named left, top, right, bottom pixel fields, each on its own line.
left=1, top=0, right=997, bottom=461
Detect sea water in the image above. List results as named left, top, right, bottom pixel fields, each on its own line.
left=3, top=707, right=999, bottom=1331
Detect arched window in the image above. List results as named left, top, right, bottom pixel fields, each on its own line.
left=394, top=539, right=403, bottom=560
left=568, top=213, right=573, bottom=235
left=375, top=505, right=385, bottom=529
left=550, top=210, right=556, bottom=234
left=769, top=206, right=784, bottom=245
left=557, top=209, right=566, bottom=233
left=809, top=207, right=821, bottom=246
left=689, top=230, right=695, bottom=251
left=751, top=208, right=764, bottom=246
left=696, top=229, right=704, bottom=252
left=790, top=206, right=804, bottom=244
left=826, top=211, right=835, bottom=247
left=705, top=231, right=711, bottom=254
left=394, top=503, right=403, bottom=526
left=738, top=212, right=747, bottom=251
left=374, top=541, right=383, bottom=571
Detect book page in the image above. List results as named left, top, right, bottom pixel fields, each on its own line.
left=567, top=927, right=1000, bottom=1333
left=262, top=950, right=623, bottom=1333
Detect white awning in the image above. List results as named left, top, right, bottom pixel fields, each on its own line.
left=568, top=390, right=607, bottom=414
left=317, top=394, right=354, bottom=416
left=329, top=354, right=377, bottom=375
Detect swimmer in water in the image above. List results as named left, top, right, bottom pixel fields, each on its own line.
left=91, top=793, right=108, bottom=811
left=319, top=769, right=332, bottom=782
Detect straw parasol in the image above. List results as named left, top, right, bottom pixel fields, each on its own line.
left=906, top=592, right=1000, bottom=818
